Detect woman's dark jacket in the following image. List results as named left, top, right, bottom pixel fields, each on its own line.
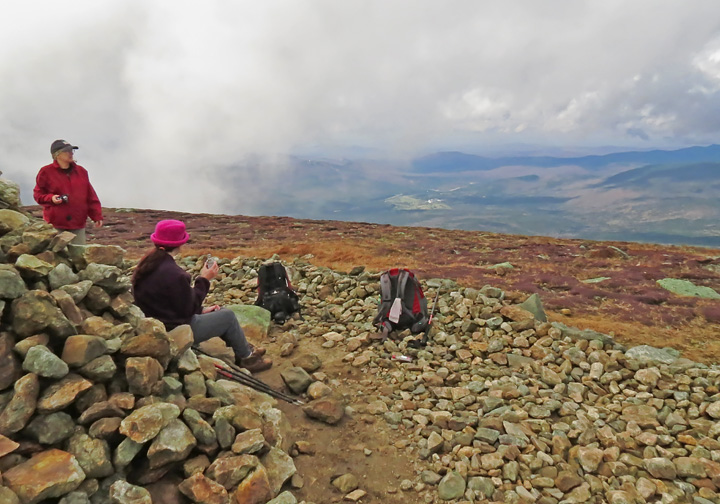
left=132, top=254, right=209, bottom=330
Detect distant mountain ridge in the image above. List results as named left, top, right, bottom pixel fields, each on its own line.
left=220, top=144, right=720, bottom=247
left=412, top=144, right=720, bottom=173
left=599, top=162, right=720, bottom=187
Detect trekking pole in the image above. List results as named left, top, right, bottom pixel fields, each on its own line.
left=191, top=347, right=304, bottom=406
left=408, top=288, right=440, bottom=348
left=215, top=365, right=305, bottom=406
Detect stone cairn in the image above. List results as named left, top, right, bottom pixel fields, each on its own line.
left=0, top=188, right=300, bottom=503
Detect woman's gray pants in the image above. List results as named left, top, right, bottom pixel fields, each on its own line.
left=190, top=308, right=252, bottom=359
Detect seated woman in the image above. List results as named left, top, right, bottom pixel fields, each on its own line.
left=132, top=219, right=272, bottom=372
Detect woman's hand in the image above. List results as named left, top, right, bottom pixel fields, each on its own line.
left=200, top=260, right=219, bottom=280
left=51, top=195, right=63, bottom=204
left=202, top=305, right=221, bottom=314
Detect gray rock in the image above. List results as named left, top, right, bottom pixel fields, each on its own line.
left=625, top=345, right=679, bottom=365
left=66, top=433, right=114, bottom=478
left=58, top=280, right=94, bottom=304
left=11, top=290, right=76, bottom=338
left=552, top=322, right=615, bottom=344
left=23, top=345, right=69, bottom=378
left=0, top=209, right=27, bottom=233
left=48, top=263, right=80, bottom=290
left=79, top=264, right=130, bottom=295
left=267, top=491, right=297, bottom=504
left=0, top=267, right=27, bottom=299
left=281, top=367, right=313, bottom=394
left=14, top=254, right=54, bottom=278
left=147, top=419, right=197, bottom=469
left=657, top=278, right=720, bottom=299
left=25, top=412, right=76, bottom=444
left=467, top=476, right=495, bottom=498
left=263, top=446, right=298, bottom=495
left=108, top=480, right=152, bottom=504
left=518, top=293, right=547, bottom=322
left=332, top=473, right=359, bottom=493
left=438, top=471, right=466, bottom=501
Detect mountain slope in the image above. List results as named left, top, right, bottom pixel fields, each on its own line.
left=40, top=206, right=720, bottom=365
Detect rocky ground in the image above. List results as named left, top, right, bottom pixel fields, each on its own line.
left=2, top=190, right=719, bottom=503
left=58, top=206, right=720, bottom=364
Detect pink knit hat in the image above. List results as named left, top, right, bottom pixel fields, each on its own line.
left=151, top=220, right=190, bottom=247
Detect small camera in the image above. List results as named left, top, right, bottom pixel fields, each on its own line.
left=60, top=194, right=69, bottom=203
left=205, top=255, right=216, bottom=268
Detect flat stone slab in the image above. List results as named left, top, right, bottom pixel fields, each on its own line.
left=657, top=278, right=720, bottom=299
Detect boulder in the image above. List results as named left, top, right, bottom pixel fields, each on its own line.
left=0, top=266, right=27, bottom=299
left=3, top=449, right=86, bottom=503
left=178, top=473, right=228, bottom=504
left=0, top=209, right=28, bottom=234
left=0, top=373, right=40, bottom=435
left=11, top=290, right=76, bottom=338
left=227, top=304, right=272, bottom=343
left=119, top=402, right=181, bottom=443
left=23, top=345, right=69, bottom=378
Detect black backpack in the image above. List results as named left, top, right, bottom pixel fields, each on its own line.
left=372, top=268, right=429, bottom=335
left=254, top=262, right=301, bottom=323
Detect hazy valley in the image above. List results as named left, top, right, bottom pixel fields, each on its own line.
left=220, top=144, right=720, bottom=247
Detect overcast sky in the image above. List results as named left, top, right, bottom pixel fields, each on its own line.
left=2, top=1, right=720, bottom=213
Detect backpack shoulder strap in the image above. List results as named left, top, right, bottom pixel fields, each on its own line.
left=397, top=270, right=410, bottom=300
left=379, top=272, right=392, bottom=302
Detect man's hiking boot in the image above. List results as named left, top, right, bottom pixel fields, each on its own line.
left=239, top=351, right=272, bottom=373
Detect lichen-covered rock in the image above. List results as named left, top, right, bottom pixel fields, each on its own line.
left=67, top=432, right=114, bottom=478
left=62, top=335, right=109, bottom=367
left=0, top=333, right=21, bottom=391
left=0, top=372, right=40, bottom=435
left=36, top=373, right=92, bottom=414
left=3, top=449, right=86, bottom=504
left=120, top=319, right=171, bottom=366
left=108, top=479, right=152, bottom=504
left=178, top=472, right=229, bottom=504
left=232, top=464, right=273, bottom=504
left=227, top=304, right=271, bottom=343
left=11, top=290, right=76, bottom=338
left=0, top=208, right=28, bottom=234
left=206, top=454, right=258, bottom=490
left=262, top=447, right=297, bottom=496
left=14, top=253, right=54, bottom=278
left=0, top=266, right=27, bottom=299
left=24, top=412, right=76, bottom=445
left=119, top=402, right=181, bottom=443
left=23, top=343, right=70, bottom=379
left=68, top=244, right=126, bottom=269
left=79, top=263, right=130, bottom=294
left=125, top=356, right=164, bottom=396
left=48, top=263, right=80, bottom=290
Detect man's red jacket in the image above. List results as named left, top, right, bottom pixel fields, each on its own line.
left=34, top=161, right=103, bottom=230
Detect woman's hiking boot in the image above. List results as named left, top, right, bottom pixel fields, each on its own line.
left=248, top=344, right=266, bottom=357
left=239, top=350, right=272, bottom=373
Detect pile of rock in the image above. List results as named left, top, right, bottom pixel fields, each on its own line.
left=196, top=256, right=720, bottom=503
left=0, top=206, right=300, bottom=503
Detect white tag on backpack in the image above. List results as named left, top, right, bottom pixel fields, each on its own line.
left=389, top=298, right=402, bottom=323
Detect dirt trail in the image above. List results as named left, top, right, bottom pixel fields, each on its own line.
left=259, top=324, right=422, bottom=503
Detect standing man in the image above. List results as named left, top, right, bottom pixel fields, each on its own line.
left=34, top=139, right=103, bottom=244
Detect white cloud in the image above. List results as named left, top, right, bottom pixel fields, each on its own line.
left=1, top=0, right=720, bottom=213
